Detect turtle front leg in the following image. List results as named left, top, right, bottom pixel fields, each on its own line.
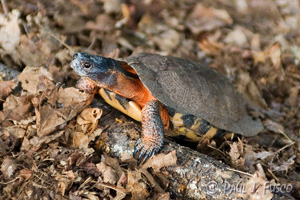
left=134, top=100, right=164, bottom=164
left=76, top=78, right=99, bottom=105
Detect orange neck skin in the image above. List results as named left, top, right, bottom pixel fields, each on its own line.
left=99, top=70, right=156, bottom=108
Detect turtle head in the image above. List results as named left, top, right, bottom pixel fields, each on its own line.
left=71, top=52, right=123, bottom=80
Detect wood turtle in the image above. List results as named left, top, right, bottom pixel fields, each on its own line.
left=71, top=52, right=263, bottom=163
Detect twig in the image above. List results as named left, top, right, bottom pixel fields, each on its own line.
left=267, top=168, right=279, bottom=182
left=275, top=142, right=295, bottom=154
left=1, top=0, right=8, bottom=16
left=49, top=33, right=75, bottom=55
left=226, top=167, right=252, bottom=177
left=96, top=182, right=127, bottom=194
left=0, top=177, right=20, bottom=185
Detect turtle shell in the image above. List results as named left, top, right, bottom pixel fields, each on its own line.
left=121, top=53, right=263, bottom=136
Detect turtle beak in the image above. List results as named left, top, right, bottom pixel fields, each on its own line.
left=71, top=53, right=79, bottom=69
left=73, top=53, right=79, bottom=60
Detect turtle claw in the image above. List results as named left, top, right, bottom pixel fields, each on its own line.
left=133, top=138, right=162, bottom=164
left=133, top=139, right=142, bottom=158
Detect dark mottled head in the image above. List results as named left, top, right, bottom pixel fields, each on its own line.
left=71, top=52, right=122, bottom=79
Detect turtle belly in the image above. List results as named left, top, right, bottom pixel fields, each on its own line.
left=167, top=112, right=234, bottom=142
left=99, top=88, right=233, bottom=142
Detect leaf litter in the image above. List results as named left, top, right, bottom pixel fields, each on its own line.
left=0, top=0, right=299, bottom=199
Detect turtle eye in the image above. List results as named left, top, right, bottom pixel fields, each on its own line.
left=81, top=61, right=93, bottom=69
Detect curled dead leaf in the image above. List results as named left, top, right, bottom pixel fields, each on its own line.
left=76, top=108, right=102, bottom=134
left=229, top=139, right=245, bottom=170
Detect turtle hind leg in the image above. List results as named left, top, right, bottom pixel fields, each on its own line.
left=134, top=100, right=164, bottom=164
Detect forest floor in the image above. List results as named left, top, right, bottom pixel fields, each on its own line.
left=0, top=0, right=299, bottom=199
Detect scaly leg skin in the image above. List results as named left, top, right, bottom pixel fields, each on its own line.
left=134, top=100, right=164, bottom=164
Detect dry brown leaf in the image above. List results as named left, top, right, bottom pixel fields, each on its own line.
left=85, top=14, right=115, bottom=32
left=28, top=131, right=64, bottom=151
left=243, top=145, right=257, bottom=173
left=186, top=3, right=233, bottom=35
left=138, top=12, right=155, bottom=31
left=19, top=168, right=32, bottom=180
left=18, top=66, right=54, bottom=94
left=12, top=115, right=36, bottom=129
left=54, top=174, right=72, bottom=196
left=0, top=80, right=17, bottom=100
left=264, top=119, right=285, bottom=134
left=1, top=95, right=33, bottom=125
left=59, top=181, right=66, bottom=196
left=142, top=150, right=177, bottom=172
left=269, top=159, right=295, bottom=172
left=70, top=132, right=89, bottom=150
left=103, top=154, right=123, bottom=179
left=16, top=35, right=47, bottom=67
left=224, top=27, right=248, bottom=46
left=198, top=38, right=225, bottom=56
left=1, top=157, right=17, bottom=179
left=32, top=85, right=90, bottom=136
left=76, top=108, right=102, bottom=134
left=253, top=51, right=267, bottom=65
left=237, top=71, right=268, bottom=109
left=253, top=43, right=282, bottom=69
left=2, top=126, right=26, bottom=139
left=69, top=128, right=102, bottom=153
left=63, top=170, right=76, bottom=181
left=54, top=13, right=85, bottom=33
left=127, top=170, right=149, bottom=200
left=153, top=29, right=180, bottom=51
left=229, top=139, right=245, bottom=170
left=103, top=0, right=121, bottom=14
left=251, top=34, right=261, bottom=51
left=139, top=168, right=165, bottom=193
left=237, top=169, right=273, bottom=200
left=254, top=151, right=274, bottom=160
left=268, top=44, right=281, bottom=69
left=0, top=10, right=21, bottom=64
left=286, top=86, right=299, bottom=107
left=153, top=192, right=170, bottom=200
left=0, top=111, right=4, bottom=122
left=115, top=172, right=127, bottom=200
left=96, top=162, right=118, bottom=185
